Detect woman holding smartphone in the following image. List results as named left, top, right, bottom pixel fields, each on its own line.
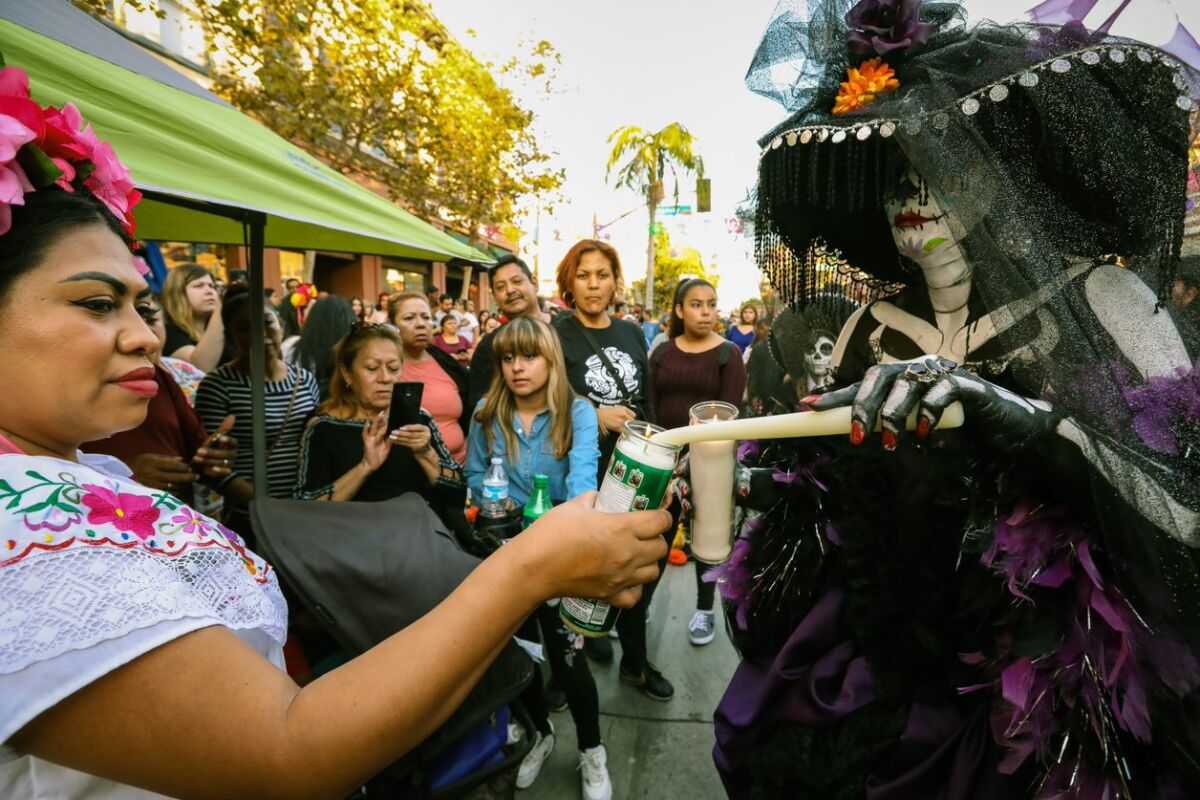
left=294, top=323, right=463, bottom=511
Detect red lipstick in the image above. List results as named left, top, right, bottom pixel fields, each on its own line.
left=114, top=366, right=158, bottom=398
left=893, top=211, right=935, bottom=228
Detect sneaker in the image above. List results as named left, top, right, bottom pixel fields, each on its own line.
left=688, top=610, right=716, bottom=646
left=579, top=744, right=613, bottom=800
left=516, top=722, right=555, bottom=789
left=619, top=660, right=675, bottom=701
left=584, top=634, right=614, bottom=663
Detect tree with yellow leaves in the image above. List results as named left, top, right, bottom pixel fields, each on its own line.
left=197, top=0, right=562, bottom=240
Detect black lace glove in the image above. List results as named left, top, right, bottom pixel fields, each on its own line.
left=673, top=453, right=786, bottom=518
left=807, top=355, right=1060, bottom=453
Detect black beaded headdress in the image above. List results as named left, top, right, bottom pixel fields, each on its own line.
left=749, top=0, right=1200, bottom=309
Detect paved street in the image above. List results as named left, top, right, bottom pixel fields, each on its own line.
left=523, top=561, right=739, bottom=799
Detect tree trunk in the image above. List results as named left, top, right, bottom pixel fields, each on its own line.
left=644, top=158, right=659, bottom=315
left=644, top=200, right=657, bottom=315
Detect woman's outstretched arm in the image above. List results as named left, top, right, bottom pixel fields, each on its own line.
left=11, top=496, right=670, bottom=800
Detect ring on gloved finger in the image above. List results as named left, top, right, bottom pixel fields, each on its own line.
left=904, top=362, right=936, bottom=383
left=935, top=357, right=959, bottom=372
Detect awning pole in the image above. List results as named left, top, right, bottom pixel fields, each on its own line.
left=246, top=212, right=269, bottom=494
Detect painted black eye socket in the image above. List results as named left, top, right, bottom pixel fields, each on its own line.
left=884, top=174, right=920, bottom=204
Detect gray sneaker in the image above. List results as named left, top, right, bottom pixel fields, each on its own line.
left=688, top=610, right=716, bottom=646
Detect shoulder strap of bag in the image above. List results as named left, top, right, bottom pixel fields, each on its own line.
left=266, top=366, right=304, bottom=459
left=718, top=340, right=732, bottom=369
left=570, top=315, right=635, bottom=407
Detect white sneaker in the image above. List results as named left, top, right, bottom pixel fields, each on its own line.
left=579, top=744, right=613, bottom=800
left=688, top=610, right=716, bottom=646
left=516, top=722, right=555, bottom=789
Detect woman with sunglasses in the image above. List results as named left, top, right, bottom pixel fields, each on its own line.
left=295, top=322, right=463, bottom=512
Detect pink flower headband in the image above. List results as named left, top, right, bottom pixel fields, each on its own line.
left=0, top=60, right=141, bottom=237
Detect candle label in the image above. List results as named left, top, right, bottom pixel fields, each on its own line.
left=561, top=432, right=679, bottom=637
left=594, top=449, right=673, bottom=515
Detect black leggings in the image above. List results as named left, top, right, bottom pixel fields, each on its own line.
left=615, top=499, right=683, bottom=671
left=518, top=603, right=601, bottom=750
left=695, top=562, right=717, bottom=611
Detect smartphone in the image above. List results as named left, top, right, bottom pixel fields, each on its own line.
left=388, top=382, right=424, bottom=432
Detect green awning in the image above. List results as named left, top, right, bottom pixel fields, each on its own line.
left=0, top=17, right=490, bottom=263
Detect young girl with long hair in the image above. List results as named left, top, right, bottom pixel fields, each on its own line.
left=464, top=317, right=610, bottom=800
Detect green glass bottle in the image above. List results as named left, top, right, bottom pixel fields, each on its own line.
left=522, top=474, right=553, bottom=530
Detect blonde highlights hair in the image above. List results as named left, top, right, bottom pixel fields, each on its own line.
left=322, top=324, right=402, bottom=415
left=161, top=264, right=212, bottom=342
left=476, top=317, right=575, bottom=460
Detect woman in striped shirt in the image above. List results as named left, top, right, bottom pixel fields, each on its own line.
left=195, top=283, right=320, bottom=545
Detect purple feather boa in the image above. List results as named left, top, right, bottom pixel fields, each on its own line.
left=1119, top=357, right=1200, bottom=457
left=963, top=498, right=1198, bottom=795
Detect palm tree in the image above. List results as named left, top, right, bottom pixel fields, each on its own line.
left=605, top=123, right=703, bottom=314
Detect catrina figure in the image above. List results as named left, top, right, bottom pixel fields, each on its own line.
left=707, top=0, right=1200, bottom=797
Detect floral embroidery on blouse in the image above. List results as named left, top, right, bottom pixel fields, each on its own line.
left=160, top=356, right=205, bottom=407
left=0, top=461, right=266, bottom=583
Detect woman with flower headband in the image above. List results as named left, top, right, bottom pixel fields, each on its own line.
left=708, top=0, right=1200, bottom=796
left=0, top=64, right=670, bottom=799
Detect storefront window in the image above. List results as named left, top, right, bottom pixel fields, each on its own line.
left=161, top=242, right=231, bottom=279
left=279, top=250, right=306, bottom=286
left=384, top=268, right=429, bottom=294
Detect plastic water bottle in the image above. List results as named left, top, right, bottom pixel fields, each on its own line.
left=480, top=457, right=510, bottom=518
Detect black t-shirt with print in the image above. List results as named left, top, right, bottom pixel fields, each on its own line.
left=554, top=315, right=654, bottom=480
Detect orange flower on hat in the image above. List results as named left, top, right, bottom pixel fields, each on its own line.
left=832, top=57, right=900, bottom=115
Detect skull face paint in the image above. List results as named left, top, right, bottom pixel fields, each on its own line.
left=884, top=167, right=957, bottom=262
left=805, top=334, right=836, bottom=387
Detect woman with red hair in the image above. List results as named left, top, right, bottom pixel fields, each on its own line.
left=553, top=239, right=677, bottom=702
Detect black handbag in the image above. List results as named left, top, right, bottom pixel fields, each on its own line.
left=250, top=493, right=534, bottom=796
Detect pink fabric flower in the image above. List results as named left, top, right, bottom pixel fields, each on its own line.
left=0, top=158, right=32, bottom=235
left=170, top=509, right=212, bottom=536
left=81, top=484, right=160, bottom=541
left=82, top=135, right=141, bottom=234
left=0, top=113, right=34, bottom=163
left=0, top=66, right=30, bottom=99
left=40, top=104, right=90, bottom=165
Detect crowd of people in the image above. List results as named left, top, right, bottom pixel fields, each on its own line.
left=35, top=217, right=801, bottom=798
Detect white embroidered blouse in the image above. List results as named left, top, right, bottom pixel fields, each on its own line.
left=0, top=451, right=288, bottom=798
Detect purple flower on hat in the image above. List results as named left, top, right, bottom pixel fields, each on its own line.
left=845, top=0, right=934, bottom=57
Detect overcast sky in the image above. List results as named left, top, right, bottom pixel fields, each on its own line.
left=427, top=0, right=1198, bottom=306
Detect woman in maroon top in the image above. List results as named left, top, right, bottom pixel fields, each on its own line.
left=432, top=313, right=473, bottom=364
left=651, top=278, right=746, bottom=647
